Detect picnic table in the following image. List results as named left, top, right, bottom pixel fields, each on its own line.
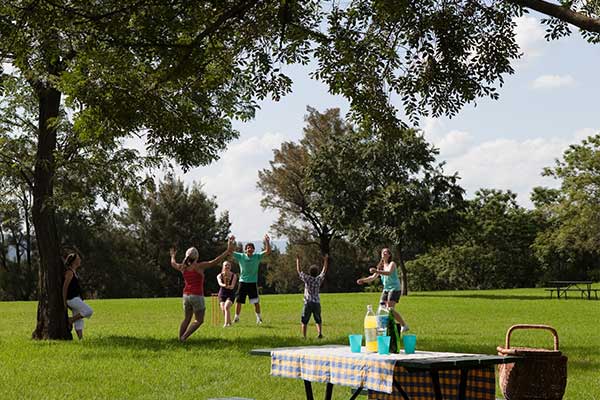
left=545, top=280, right=598, bottom=300
left=251, top=345, right=520, bottom=400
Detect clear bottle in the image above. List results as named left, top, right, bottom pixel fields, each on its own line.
left=376, top=302, right=389, bottom=336
left=364, top=305, right=378, bottom=352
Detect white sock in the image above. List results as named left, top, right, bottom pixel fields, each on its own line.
left=256, top=313, right=262, bottom=319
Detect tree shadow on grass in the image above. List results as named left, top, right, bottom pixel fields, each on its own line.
left=413, top=293, right=548, bottom=301
left=85, top=334, right=316, bottom=354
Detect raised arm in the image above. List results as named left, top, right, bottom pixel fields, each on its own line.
left=357, top=271, right=379, bottom=285
left=170, top=248, right=184, bottom=272
left=296, top=255, right=301, bottom=275
left=196, top=237, right=236, bottom=270
left=263, top=234, right=271, bottom=256
left=321, top=254, right=329, bottom=276
left=370, top=261, right=396, bottom=276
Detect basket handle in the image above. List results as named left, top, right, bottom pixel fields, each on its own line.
left=505, top=324, right=559, bottom=350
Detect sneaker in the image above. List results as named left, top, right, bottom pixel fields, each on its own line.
left=317, top=334, right=323, bottom=339
left=256, top=317, right=263, bottom=325
left=401, top=325, right=410, bottom=333
left=233, top=315, right=239, bottom=323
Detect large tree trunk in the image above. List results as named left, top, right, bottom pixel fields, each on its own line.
left=31, top=84, right=71, bottom=340
left=318, top=233, right=331, bottom=256
left=396, top=245, right=409, bottom=296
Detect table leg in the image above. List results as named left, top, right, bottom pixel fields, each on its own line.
left=429, top=370, right=443, bottom=400
left=392, top=379, right=410, bottom=400
left=458, top=368, right=469, bottom=400
left=304, top=380, right=314, bottom=400
left=325, top=382, right=333, bottom=400
left=349, top=387, right=365, bottom=400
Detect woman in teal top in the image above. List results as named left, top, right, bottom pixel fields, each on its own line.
left=357, top=248, right=409, bottom=332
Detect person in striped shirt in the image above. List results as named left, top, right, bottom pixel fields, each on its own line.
left=297, top=254, right=329, bottom=339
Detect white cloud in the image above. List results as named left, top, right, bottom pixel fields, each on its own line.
left=182, top=132, right=287, bottom=241
left=440, top=130, right=598, bottom=208
left=422, top=118, right=472, bottom=157
left=514, top=16, right=546, bottom=65
left=435, top=130, right=472, bottom=157
left=421, top=116, right=445, bottom=143
left=531, top=74, right=576, bottom=89
left=573, top=127, right=599, bottom=142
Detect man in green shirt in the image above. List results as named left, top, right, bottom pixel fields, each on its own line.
left=233, top=234, right=271, bottom=324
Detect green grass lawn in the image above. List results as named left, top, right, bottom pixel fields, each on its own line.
left=1, top=288, right=598, bottom=399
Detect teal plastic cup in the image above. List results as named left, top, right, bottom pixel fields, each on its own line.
left=349, top=334, right=363, bottom=353
left=403, top=334, right=416, bottom=354
left=377, top=335, right=391, bottom=355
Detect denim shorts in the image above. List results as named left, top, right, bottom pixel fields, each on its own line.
left=380, top=289, right=401, bottom=304
left=183, top=294, right=205, bottom=313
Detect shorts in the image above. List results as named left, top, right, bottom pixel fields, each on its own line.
left=218, top=287, right=235, bottom=303
left=66, top=296, right=93, bottom=331
left=236, top=282, right=259, bottom=304
left=301, top=301, right=322, bottom=325
left=183, top=294, right=206, bottom=313
left=380, top=289, right=401, bottom=304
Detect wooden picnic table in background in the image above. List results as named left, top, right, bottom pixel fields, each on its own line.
left=545, top=280, right=598, bottom=300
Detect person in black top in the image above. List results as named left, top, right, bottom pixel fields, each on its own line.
left=62, top=252, right=93, bottom=339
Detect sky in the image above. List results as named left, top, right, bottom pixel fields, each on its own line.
left=167, top=15, right=600, bottom=242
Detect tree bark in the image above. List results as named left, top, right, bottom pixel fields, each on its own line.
left=509, top=0, right=600, bottom=34
left=0, top=223, right=6, bottom=271
left=396, top=245, right=409, bottom=296
left=22, top=189, right=33, bottom=270
left=30, top=83, right=71, bottom=340
left=318, top=233, right=331, bottom=257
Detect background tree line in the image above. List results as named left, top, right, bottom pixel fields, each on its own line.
left=2, top=0, right=599, bottom=338
left=3, top=108, right=600, bottom=300
left=259, top=108, right=600, bottom=293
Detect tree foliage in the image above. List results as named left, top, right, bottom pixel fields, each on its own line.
left=408, top=189, right=544, bottom=290
left=259, top=107, right=353, bottom=256
left=531, top=134, right=600, bottom=281
left=307, top=126, right=465, bottom=294
left=119, top=175, right=231, bottom=297
left=1, top=0, right=599, bottom=338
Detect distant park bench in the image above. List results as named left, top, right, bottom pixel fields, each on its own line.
left=545, top=280, right=598, bottom=300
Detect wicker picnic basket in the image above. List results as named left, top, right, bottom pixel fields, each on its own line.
left=497, top=324, right=567, bottom=400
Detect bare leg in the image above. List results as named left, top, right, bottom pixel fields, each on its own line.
left=69, top=313, right=84, bottom=325
left=254, top=303, right=261, bottom=314
left=301, top=323, right=307, bottom=338
left=224, top=300, right=233, bottom=325
left=179, top=308, right=193, bottom=341
left=387, top=301, right=407, bottom=326
left=180, top=309, right=205, bottom=341
left=316, top=323, right=322, bottom=337
left=235, top=302, right=242, bottom=320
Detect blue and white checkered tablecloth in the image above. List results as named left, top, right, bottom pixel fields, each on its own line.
left=270, top=345, right=496, bottom=400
